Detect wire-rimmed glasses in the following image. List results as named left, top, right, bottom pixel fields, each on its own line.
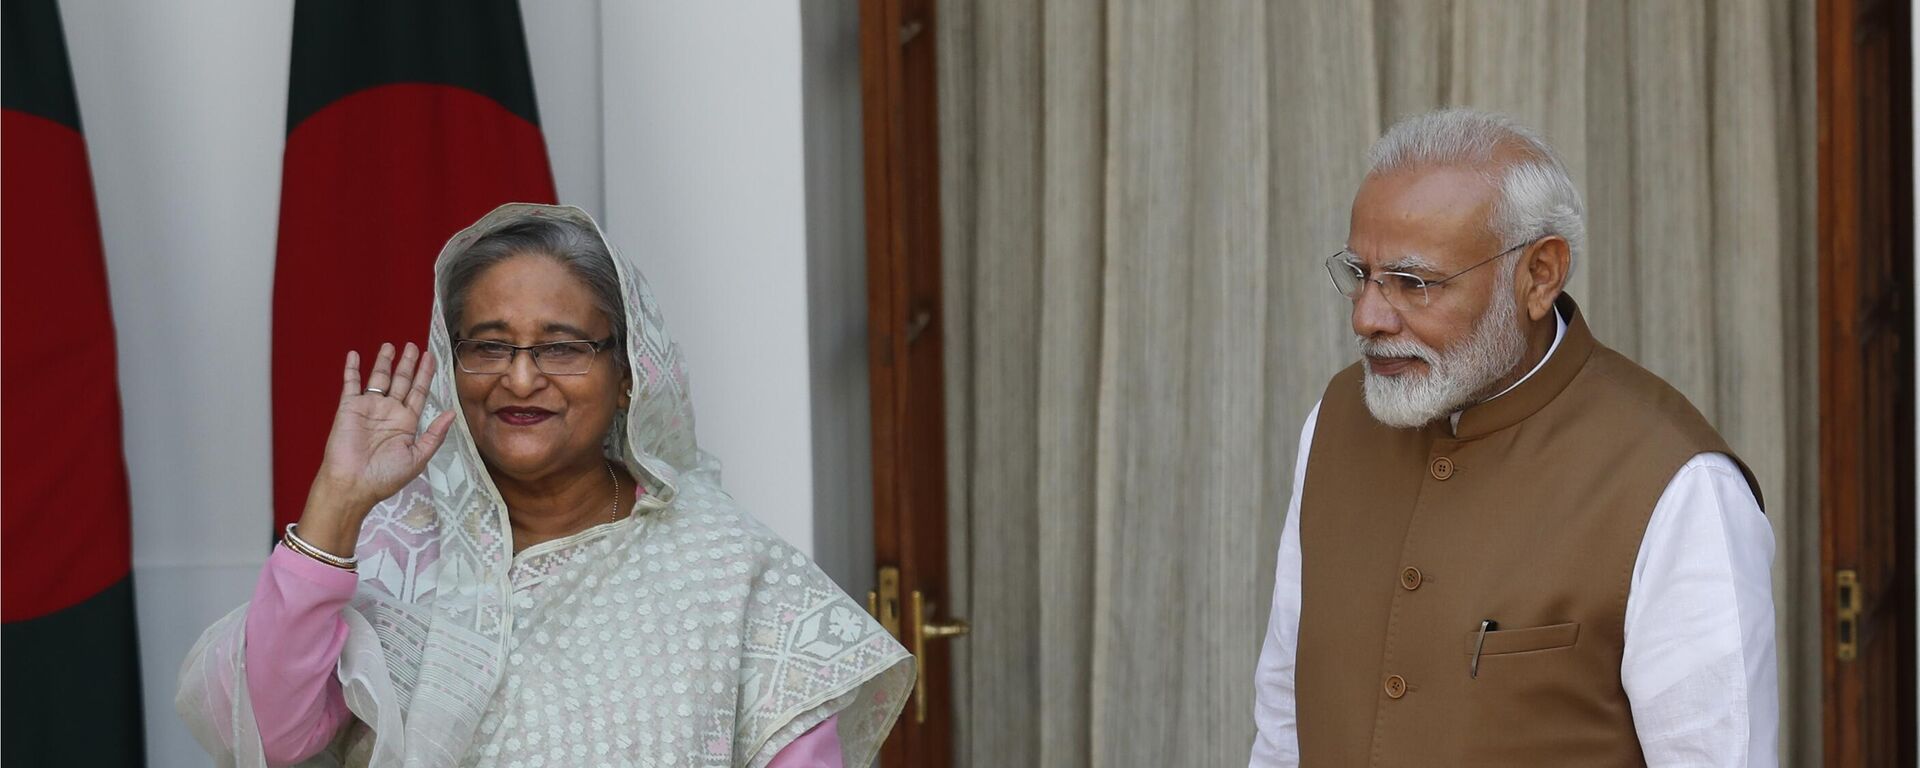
left=452, top=337, right=616, bottom=375
left=1325, top=242, right=1526, bottom=312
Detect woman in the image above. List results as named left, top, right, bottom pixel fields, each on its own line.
left=179, top=204, right=912, bottom=767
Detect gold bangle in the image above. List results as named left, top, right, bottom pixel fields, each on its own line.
left=283, top=523, right=357, bottom=571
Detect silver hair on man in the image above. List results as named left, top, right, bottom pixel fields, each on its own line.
left=1356, top=108, right=1584, bottom=428
left=1366, top=108, right=1587, bottom=276
left=439, top=214, right=628, bottom=371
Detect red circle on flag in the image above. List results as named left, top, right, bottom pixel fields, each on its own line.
left=272, top=83, right=556, bottom=529
left=2, top=110, right=135, bottom=622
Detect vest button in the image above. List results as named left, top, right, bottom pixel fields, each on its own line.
left=1429, top=456, right=1455, bottom=480
left=1400, top=567, right=1422, bottom=590
left=1384, top=674, right=1407, bottom=699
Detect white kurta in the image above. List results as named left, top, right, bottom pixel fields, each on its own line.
left=1250, top=312, right=1779, bottom=767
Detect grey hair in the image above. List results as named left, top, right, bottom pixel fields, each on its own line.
left=439, top=214, right=627, bottom=371
left=1366, top=108, right=1586, bottom=277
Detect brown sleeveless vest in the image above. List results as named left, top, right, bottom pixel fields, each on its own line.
left=1294, top=295, right=1761, bottom=766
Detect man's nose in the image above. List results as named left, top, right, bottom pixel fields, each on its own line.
left=1351, top=280, right=1403, bottom=338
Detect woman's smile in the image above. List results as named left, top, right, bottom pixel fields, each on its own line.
left=494, top=405, right=556, bottom=426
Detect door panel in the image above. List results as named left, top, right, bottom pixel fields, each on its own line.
left=860, top=0, right=961, bottom=763
left=1818, top=0, right=1915, bottom=764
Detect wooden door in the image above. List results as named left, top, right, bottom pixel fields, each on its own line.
left=859, top=0, right=964, bottom=764
left=1819, top=0, right=1916, bottom=764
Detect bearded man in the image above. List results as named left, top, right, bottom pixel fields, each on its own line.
left=1248, top=109, right=1778, bottom=767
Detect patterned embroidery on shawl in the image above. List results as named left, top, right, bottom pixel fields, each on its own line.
left=176, top=204, right=910, bottom=768
left=461, top=481, right=909, bottom=767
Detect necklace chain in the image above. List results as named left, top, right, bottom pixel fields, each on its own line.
left=505, top=461, right=621, bottom=548
left=607, top=460, right=620, bottom=524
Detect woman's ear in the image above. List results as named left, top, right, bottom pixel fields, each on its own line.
left=619, top=373, right=633, bottom=410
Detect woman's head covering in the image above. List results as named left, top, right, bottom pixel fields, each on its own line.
left=180, top=204, right=911, bottom=768
left=430, top=202, right=702, bottom=510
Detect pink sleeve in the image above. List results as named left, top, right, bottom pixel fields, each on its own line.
left=243, top=544, right=358, bottom=766
left=765, top=715, right=844, bottom=768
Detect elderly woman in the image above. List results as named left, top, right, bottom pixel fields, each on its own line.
left=179, top=204, right=912, bottom=767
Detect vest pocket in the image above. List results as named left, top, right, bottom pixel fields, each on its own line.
left=1463, top=621, right=1580, bottom=656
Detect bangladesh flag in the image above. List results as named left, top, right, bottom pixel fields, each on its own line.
left=1, top=0, right=148, bottom=764
left=272, top=0, right=557, bottom=528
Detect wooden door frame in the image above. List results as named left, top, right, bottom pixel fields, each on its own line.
left=1818, top=0, right=1916, bottom=763
left=859, top=0, right=957, bottom=764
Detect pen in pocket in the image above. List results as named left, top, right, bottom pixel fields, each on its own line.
left=1471, top=619, right=1499, bottom=679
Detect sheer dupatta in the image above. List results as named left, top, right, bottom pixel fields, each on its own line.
left=179, top=204, right=912, bottom=767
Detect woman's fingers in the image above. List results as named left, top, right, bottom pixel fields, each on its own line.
left=411, top=411, right=457, bottom=467
left=363, top=343, right=396, bottom=396
left=405, top=353, right=437, bottom=414
left=339, top=350, right=362, bottom=403
left=387, top=343, right=420, bottom=402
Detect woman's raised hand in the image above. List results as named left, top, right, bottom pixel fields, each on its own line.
left=296, top=342, right=457, bottom=555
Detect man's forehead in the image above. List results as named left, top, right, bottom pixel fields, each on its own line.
left=1352, top=166, right=1498, bottom=220
left=1348, top=168, right=1500, bottom=263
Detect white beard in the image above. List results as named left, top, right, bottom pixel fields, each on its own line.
left=1359, top=280, right=1529, bottom=429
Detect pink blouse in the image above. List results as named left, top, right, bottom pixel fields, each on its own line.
left=244, top=545, right=844, bottom=766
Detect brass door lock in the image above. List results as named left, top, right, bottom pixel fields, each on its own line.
left=868, top=565, right=970, bottom=723
left=1836, top=569, right=1861, bottom=662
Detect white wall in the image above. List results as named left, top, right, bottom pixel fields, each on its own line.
left=598, top=4, right=822, bottom=553
left=59, top=2, right=861, bottom=764
left=522, top=0, right=606, bottom=218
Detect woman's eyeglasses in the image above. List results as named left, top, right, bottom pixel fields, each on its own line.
left=452, top=338, right=615, bottom=375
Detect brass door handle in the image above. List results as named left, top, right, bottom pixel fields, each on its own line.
left=867, top=566, right=970, bottom=725
left=923, top=616, right=971, bottom=639
left=910, top=590, right=968, bottom=723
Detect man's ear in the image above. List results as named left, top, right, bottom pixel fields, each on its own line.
left=1520, top=236, right=1570, bottom=321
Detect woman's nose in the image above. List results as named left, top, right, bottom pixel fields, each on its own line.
left=502, top=349, right=547, bottom=394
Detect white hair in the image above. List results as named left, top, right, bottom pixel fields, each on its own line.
left=441, top=214, right=628, bottom=371
left=1365, top=108, right=1586, bottom=277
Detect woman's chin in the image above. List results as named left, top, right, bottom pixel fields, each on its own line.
left=475, top=441, right=574, bottom=479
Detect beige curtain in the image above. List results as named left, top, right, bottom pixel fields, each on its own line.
left=935, top=0, right=1819, bottom=765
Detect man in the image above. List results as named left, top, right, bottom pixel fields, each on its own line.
left=1249, top=109, right=1777, bottom=766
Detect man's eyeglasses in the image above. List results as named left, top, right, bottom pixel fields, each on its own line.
left=452, top=337, right=616, bottom=375
left=1324, top=241, right=1527, bottom=312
